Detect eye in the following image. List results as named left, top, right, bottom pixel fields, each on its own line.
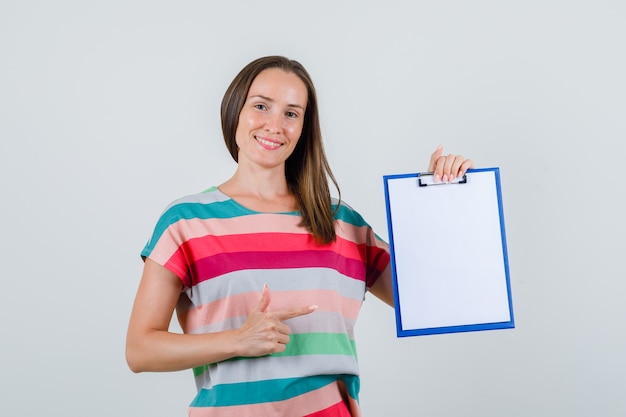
left=254, top=103, right=267, bottom=111
left=286, top=111, right=298, bottom=119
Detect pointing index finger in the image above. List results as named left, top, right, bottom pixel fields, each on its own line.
left=274, top=305, right=318, bottom=321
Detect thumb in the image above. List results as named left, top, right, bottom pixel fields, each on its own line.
left=253, top=284, right=271, bottom=313
left=428, top=144, right=444, bottom=172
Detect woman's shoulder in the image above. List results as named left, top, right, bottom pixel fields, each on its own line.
left=332, top=198, right=369, bottom=227
left=166, top=186, right=227, bottom=207
left=156, top=187, right=234, bottom=220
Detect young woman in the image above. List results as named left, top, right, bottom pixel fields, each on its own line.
left=126, top=56, right=473, bottom=417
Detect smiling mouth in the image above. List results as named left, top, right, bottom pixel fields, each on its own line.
left=255, top=136, right=283, bottom=148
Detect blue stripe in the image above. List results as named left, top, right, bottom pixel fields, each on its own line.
left=190, top=374, right=360, bottom=407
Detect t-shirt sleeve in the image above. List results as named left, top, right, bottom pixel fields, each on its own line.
left=364, top=228, right=391, bottom=289
left=334, top=200, right=391, bottom=289
left=140, top=203, right=191, bottom=287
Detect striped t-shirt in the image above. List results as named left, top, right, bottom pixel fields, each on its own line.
left=141, top=187, right=390, bottom=417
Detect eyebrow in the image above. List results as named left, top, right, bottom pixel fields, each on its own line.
left=248, top=94, right=306, bottom=111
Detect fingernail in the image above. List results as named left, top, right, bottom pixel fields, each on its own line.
left=309, top=305, right=318, bottom=311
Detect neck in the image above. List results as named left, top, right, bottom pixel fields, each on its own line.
left=219, top=165, right=297, bottom=212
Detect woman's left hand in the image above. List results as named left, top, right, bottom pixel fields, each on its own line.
left=428, top=145, right=474, bottom=183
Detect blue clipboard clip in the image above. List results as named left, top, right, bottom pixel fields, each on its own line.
left=417, top=172, right=467, bottom=187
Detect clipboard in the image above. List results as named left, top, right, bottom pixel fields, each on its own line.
left=383, top=167, right=514, bottom=337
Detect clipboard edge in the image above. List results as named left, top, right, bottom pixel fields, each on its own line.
left=396, top=320, right=516, bottom=338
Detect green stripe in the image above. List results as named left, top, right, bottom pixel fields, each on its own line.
left=190, top=374, right=360, bottom=407
left=333, top=205, right=369, bottom=227
left=192, top=333, right=357, bottom=377
left=274, top=332, right=357, bottom=358
left=193, top=364, right=209, bottom=377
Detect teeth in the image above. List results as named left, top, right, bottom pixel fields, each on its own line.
left=256, top=137, right=281, bottom=148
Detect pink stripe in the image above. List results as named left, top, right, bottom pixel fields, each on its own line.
left=178, top=289, right=362, bottom=331
left=304, top=400, right=352, bottom=417
left=147, top=227, right=184, bottom=270
left=159, top=215, right=373, bottom=241
left=188, top=379, right=355, bottom=417
left=179, top=231, right=363, bottom=259
left=182, top=250, right=367, bottom=286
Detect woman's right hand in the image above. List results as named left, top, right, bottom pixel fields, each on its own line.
left=234, top=284, right=317, bottom=357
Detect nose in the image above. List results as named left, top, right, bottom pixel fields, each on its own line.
left=264, top=112, right=282, bottom=134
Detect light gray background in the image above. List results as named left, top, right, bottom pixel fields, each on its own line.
left=1, top=1, right=624, bottom=416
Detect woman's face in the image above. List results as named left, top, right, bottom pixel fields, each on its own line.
left=235, top=68, right=308, bottom=171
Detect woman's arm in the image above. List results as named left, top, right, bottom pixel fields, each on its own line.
left=126, top=259, right=239, bottom=372
left=126, top=259, right=316, bottom=373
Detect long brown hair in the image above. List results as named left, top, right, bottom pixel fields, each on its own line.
left=221, top=56, right=340, bottom=244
